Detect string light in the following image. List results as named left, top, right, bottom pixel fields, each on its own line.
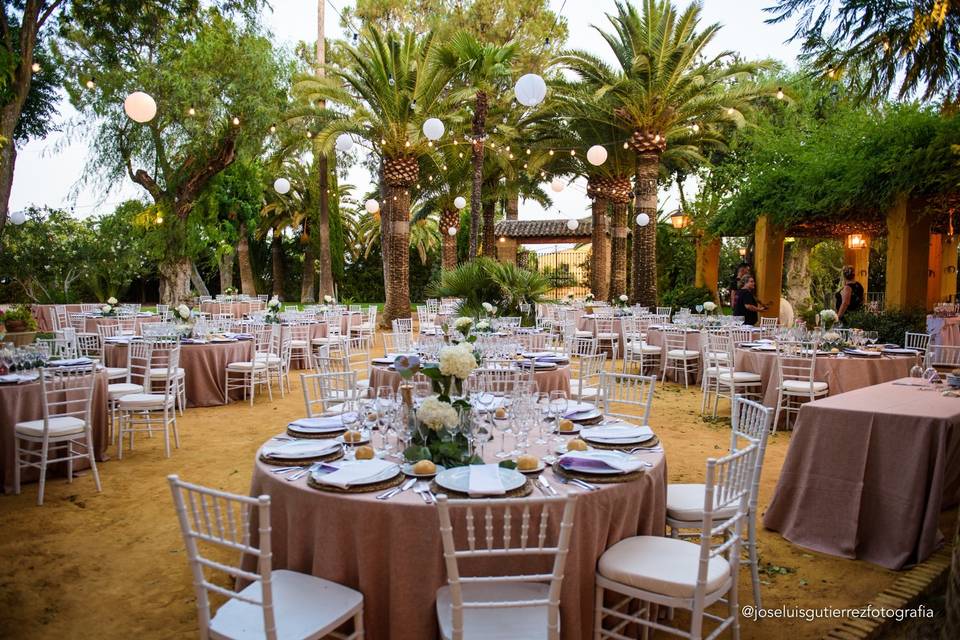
left=570, top=149, right=575, bottom=156
left=776, top=87, right=784, bottom=100
left=85, top=78, right=95, bottom=89
left=726, top=107, right=734, bottom=115
left=691, top=123, right=699, bottom=133
left=427, top=141, right=433, bottom=147
left=232, top=116, right=240, bottom=126
left=380, top=138, right=386, bottom=145
left=526, top=149, right=531, bottom=155
left=827, top=68, right=835, bottom=78
left=306, top=131, right=313, bottom=138
left=404, top=140, right=410, bottom=147
left=188, top=107, right=196, bottom=116
left=270, top=125, right=277, bottom=133
left=623, top=142, right=629, bottom=149
left=458, top=152, right=464, bottom=158
left=155, top=214, right=163, bottom=224
left=549, top=149, right=554, bottom=156
left=31, top=62, right=40, bottom=73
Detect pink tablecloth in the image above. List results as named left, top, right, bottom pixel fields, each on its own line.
left=368, top=363, right=572, bottom=395
left=31, top=304, right=83, bottom=332
left=103, top=341, right=254, bottom=407
left=576, top=315, right=628, bottom=348
left=734, top=349, right=916, bottom=408
left=82, top=315, right=161, bottom=334
left=763, top=378, right=960, bottom=569
left=247, top=438, right=666, bottom=640
left=1, top=370, right=109, bottom=493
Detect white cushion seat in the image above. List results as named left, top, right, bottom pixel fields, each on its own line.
left=629, top=342, right=662, bottom=355
left=597, top=332, right=619, bottom=340
left=290, top=339, right=309, bottom=348
left=105, top=367, right=129, bottom=379
left=108, top=382, right=144, bottom=399
left=147, top=367, right=185, bottom=379
left=667, top=349, right=700, bottom=359
left=116, top=393, right=172, bottom=409
left=226, top=361, right=269, bottom=371
left=702, top=366, right=731, bottom=376
left=15, top=416, right=86, bottom=438
left=597, top=535, right=730, bottom=599
left=569, top=380, right=601, bottom=398
left=436, top=582, right=554, bottom=640
left=782, top=380, right=828, bottom=393
left=255, top=353, right=283, bottom=365
left=211, top=569, right=363, bottom=640
left=311, top=336, right=340, bottom=345
left=717, top=371, right=762, bottom=383
left=574, top=330, right=593, bottom=338
left=666, top=483, right=738, bottom=522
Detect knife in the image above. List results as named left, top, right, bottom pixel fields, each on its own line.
left=378, top=477, right=416, bottom=500
left=537, top=475, right=558, bottom=496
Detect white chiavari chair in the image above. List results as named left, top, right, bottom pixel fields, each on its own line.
left=905, top=331, right=931, bottom=365
left=300, top=371, right=359, bottom=416
left=700, top=330, right=732, bottom=414
left=342, top=335, right=371, bottom=393
left=258, top=327, right=292, bottom=397
left=286, top=321, right=313, bottom=371
left=773, top=339, right=828, bottom=431
left=53, top=305, right=69, bottom=333
left=52, top=327, right=79, bottom=359
left=106, top=339, right=147, bottom=442
left=117, top=342, right=181, bottom=458
left=382, top=332, right=413, bottom=357
left=595, top=444, right=759, bottom=640
left=598, top=371, right=656, bottom=424
left=434, top=494, right=576, bottom=640
left=622, top=315, right=661, bottom=375
left=926, top=343, right=960, bottom=369
left=711, top=334, right=762, bottom=417
left=416, top=306, right=436, bottom=334
left=593, top=316, right=620, bottom=361
left=167, top=476, right=365, bottom=640
left=661, top=327, right=700, bottom=388
left=570, top=352, right=606, bottom=402
left=14, top=365, right=101, bottom=505
left=392, top=317, right=414, bottom=335
left=225, top=326, right=273, bottom=406
left=147, top=335, right=187, bottom=415
left=655, top=306, right=672, bottom=317
left=155, top=304, right=170, bottom=321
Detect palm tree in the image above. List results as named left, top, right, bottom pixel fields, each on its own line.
left=303, top=28, right=456, bottom=327
left=561, top=0, right=771, bottom=306
left=434, top=32, right=517, bottom=260
left=416, top=144, right=472, bottom=271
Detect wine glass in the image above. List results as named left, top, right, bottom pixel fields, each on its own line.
left=535, top=391, right=550, bottom=444
left=340, top=401, right=361, bottom=458
left=548, top=390, right=569, bottom=445
left=414, top=379, right=432, bottom=404
left=922, top=366, right=938, bottom=388
left=376, top=387, right=395, bottom=452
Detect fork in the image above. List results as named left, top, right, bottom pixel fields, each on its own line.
left=287, top=462, right=322, bottom=482
left=413, top=480, right=435, bottom=504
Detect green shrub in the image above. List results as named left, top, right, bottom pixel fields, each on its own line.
left=426, top=258, right=552, bottom=322
left=660, top=285, right=714, bottom=311
left=0, top=304, right=39, bottom=332
left=843, top=307, right=927, bottom=345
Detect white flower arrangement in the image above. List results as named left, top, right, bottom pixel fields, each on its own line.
left=585, top=293, right=595, bottom=302
left=417, top=397, right=459, bottom=431
left=453, top=317, right=474, bottom=332
left=703, top=301, right=717, bottom=312
left=107, top=296, right=118, bottom=305
left=173, top=304, right=192, bottom=322
left=101, top=304, right=112, bottom=314
left=475, top=319, right=492, bottom=332
left=481, top=301, right=498, bottom=316
left=438, top=344, right=477, bottom=380
left=619, top=294, right=628, bottom=302
left=267, top=296, right=282, bottom=311
left=819, top=309, right=838, bottom=323
left=323, top=294, right=334, bottom=304
left=822, top=331, right=842, bottom=342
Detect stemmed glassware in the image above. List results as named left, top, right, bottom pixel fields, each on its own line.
left=548, top=390, right=568, bottom=446
left=341, top=401, right=361, bottom=459
left=375, top=386, right=395, bottom=453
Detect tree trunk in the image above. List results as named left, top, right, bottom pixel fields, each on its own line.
left=590, top=197, right=611, bottom=300
left=159, top=257, right=193, bottom=304
left=317, top=154, right=334, bottom=298
left=379, top=164, right=390, bottom=310
left=632, top=153, right=659, bottom=306
left=440, top=209, right=458, bottom=271
left=383, top=184, right=411, bottom=327
left=0, top=139, right=17, bottom=246
left=271, top=226, right=285, bottom=297
left=609, top=200, right=628, bottom=300
left=218, top=250, right=235, bottom=293
left=300, top=216, right=316, bottom=303
left=236, top=222, right=257, bottom=296
left=784, top=238, right=815, bottom=311
left=481, top=199, right=496, bottom=258
left=190, top=260, right=209, bottom=297
left=468, top=90, right=488, bottom=260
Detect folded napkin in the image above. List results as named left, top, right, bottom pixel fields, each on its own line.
left=0, top=373, right=39, bottom=384
left=563, top=404, right=597, bottom=420
left=559, top=452, right=643, bottom=474
left=288, top=414, right=355, bottom=431
left=261, top=439, right=340, bottom=459
left=843, top=348, right=880, bottom=357
left=47, top=357, right=94, bottom=367
left=317, top=460, right=397, bottom=488
left=523, top=351, right=555, bottom=359
left=468, top=463, right=506, bottom=497
left=535, top=355, right=569, bottom=363
left=581, top=424, right=653, bottom=441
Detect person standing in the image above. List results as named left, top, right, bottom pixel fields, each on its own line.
left=734, top=275, right=767, bottom=326
left=835, top=265, right=864, bottom=322
left=729, top=263, right=752, bottom=309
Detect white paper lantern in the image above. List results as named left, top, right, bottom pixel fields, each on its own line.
left=586, top=145, right=608, bottom=166
left=453, top=196, right=467, bottom=210
left=566, top=218, right=579, bottom=231
left=273, top=178, right=291, bottom=195
left=123, top=91, right=157, bottom=123
left=9, top=210, right=26, bottom=225
left=335, top=134, right=354, bottom=152
left=514, top=73, right=547, bottom=107
left=635, top=213, right=650, bottom=227
left=365, top=199, right=380, bottom=214
left=447, top=226, right=458, bottom=236
left=422, top=117, right=445, bottom=141
left=550, top=177, right=565, bottom=192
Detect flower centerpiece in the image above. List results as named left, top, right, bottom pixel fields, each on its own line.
left=100, top=297, right=119, bottom=316
left=474, top=318, right=494, bottom=334
left=819, top=330, right=848, bottom=352
left=323, top=294, right=335, bottom=305
left=703, top=300, right=717, bottom=314
left=481, top=301, right=498, bottom=317
left=584, top=292, right=595, bottom=314
left=265, top=296, right=282, bottom=323
left=223, top=286, right=238, bottom=299
left=171, top=304, right=194, bottom=338
left=612, top=294, right=629, bottom=314
left=452, top=316, right=475, bottom=341
left=819, top=309, right=838, bottom=330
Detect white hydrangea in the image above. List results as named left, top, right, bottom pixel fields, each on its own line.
left=453, top=317, right=473, bottom=331
left=177, top=304, right=191, bottom=320
left=107, top=296, right=118, bottom=305
left=417, top=397, right=459, bottom=431
left=438, top=344, right=477, bottom=379
left=481, top=302, right=496, bottom=315
left=823, top=331, right=842, bottom=342
left=323, top=295, right=334, bottom=304
left=703, top=301, right=717, bottom=312
left=475, top=319, right=491, bottom=331
left=268, top=296, right=281, bottom=310
left=101, top=304, right=111, bottom=314
left=619, top=294, right=628, bottom=302
left=819, top=309, right=838, bottom=322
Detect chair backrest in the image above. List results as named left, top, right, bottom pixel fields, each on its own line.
left=655, top=306, right=672, bottom=317
left=128, top=340, right=152, bottom=386
left=76, top=333, right=102, bottom=360
left=147, top=337, right=182, bottom=399
left=598, top=372, right=656, bottom=423
left=382, top=332, right=413, bottom=357
left=51, top=306, right=65, bottom=332
left=300, top=371, right=358, bottom=416
left=730, top=396, right=774, bottom=516
left=468, top=367, right=524, bottom=396
left=435, top=494, right=577, bottom=640
left=55, top=327, right=79, bottom=359
left=904, top=331, right=931, bottom=354
left=774, top=339, right=819, bottom=387
left=759, top=317, right=778, bottom=328
left=926, top=344, right=960, bottom=369
left=576, top=352, right=606, bottom=388
left=392, top=317, right=413, bottom=335
left=705, top=332, right=733, bottom=370
left=729, top=326, right=755, bottom=346
left=37, top=366, right=97, bottom=436
left=662, top=327, right=694, bottom=353
left=167, top=476, right=278, bottom=640
left=593, top=316, right=617, bottom=339
left=156, top=304, right=170, bottom=321
left=566, top=336, right=597, bottom=360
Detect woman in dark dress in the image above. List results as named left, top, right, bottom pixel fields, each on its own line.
left=835, top=265, right=864, bottom=322
left=733, top=275, right=766, bottom=325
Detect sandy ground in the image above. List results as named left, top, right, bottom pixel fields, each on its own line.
left=0, top=348, right=953, bottom=639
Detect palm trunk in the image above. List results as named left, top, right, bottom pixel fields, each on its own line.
left=218, top=250, right=235, bottom=293
left=300, top=216, right=316, bottom=303
left=440, top=209, right=458, bottom=271
left=610, top=200, right=628, bottom=299
left=383, top=184, right=411, bottom=326
left=237, top=222, right=257, bottom=296
left=468, top=90, right=488, bottom=260
left=271, top=226, right=285, bottom=297
left=379, top=164, right=390, bottom=313
left=481, top=199, right=496, bottom=258
left=317, top=154, right=334, bottom=297
left=632, top=153, right=659, bottom=306
left=590, top=197, right=611, bottom=300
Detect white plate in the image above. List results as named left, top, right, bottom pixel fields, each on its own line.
left=581, top=424, right=655, bottom=445
left=209, top=337, right=237, bottom=343
left=401, top=463, right=446, bottom=478
left=515, top=459, right=546, bottom=474
left=336, top=432, right=371, bottom=445
left=558, top=450, right=640, bottom=475
left=566, top=408, right=602, bottom=423
left=553, top=423, right=581, bottom=435
left=751, top=345, right=777, bottom=351
left=435, top=466, right=526, bottom=494
left=262, top=440, right=341, bottom=460
left=883, top=348, right=919, bottom=355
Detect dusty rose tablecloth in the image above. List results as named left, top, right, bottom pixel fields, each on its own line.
left=82, top=315, right=161, bottom=334
left=0, top=369, right=109, bottom=493
left=734, top=349, right=916, bottom=408
left=247, top=438, right=666, bottom=640
left=763, top=378, right=960, bottom=569
left=927, top=315, right=960, bottom=347
left=103, top=341, right=254, bottom=407
left=30, top=304, right=83, bottom=332
left=368, top=363, right=572, bottom=395
left=577, top=315, right=628, bottom=348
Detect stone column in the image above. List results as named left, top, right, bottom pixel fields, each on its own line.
left=885, top=195, right=929, bottom=309
left=695, top=234, right=721, bottom=304
left=754, top=215, right=785, bottom=319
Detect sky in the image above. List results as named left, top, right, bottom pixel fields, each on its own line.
left=9, top=0, right=803, bottom=238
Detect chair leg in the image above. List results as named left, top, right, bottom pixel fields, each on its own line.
left=13, top=438, right=21, bottom=495
left=117, top=412, right=125, bottom=460
left=163, top=408, right=171, bottom=458
left=594, top=584, right=605, bottom=640
left=353, top=608, right=365, bottom=639
left=37, top=440, right=49, bottom=506
left=748, top=514, right=762, bottom=608
left=86, top=432, right=102, bottom=493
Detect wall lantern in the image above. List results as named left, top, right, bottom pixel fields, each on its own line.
left=846, top=233, right=867, bottom=250
left=669, top=210, right=690, bottom=230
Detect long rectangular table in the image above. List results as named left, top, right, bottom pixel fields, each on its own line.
left=763, top=378, right=960, bottom=569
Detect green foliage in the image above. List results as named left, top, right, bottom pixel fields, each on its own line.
left=656, top=223, right=696, bottom=299
left=427, top=257, right=551, bottom=319
left=0, top=304, right=38, bottom=332
left=843, top=307, right=927, bottom=345
left=659, top=285, right=714, bottom=311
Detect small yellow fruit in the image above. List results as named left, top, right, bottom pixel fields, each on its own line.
left=343, top=430, right=363, bottom=443
left=558, top=419, right=575, bottom=432
left=366, top=412, right=378, bottom=422
left=566, top=438, right=589, bottom=452
left=494, top=407, right=507, bottom=420
left=413, top=459, right=437, bottom=474
left=517, top=454, right=539, bottom=471
left=355, top=445, right=375, bottom=460
left=830, top=348, right=839, bottom=353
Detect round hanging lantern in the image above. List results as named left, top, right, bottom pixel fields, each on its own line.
left=453, top=196, right=467, bottom=210
left=422, top=118, right=445, bottom=141
left=365, top=199, right=380, bottom=214
left=635, top=213, right=650, bottom=227
left=273, top=178, right=291, bottom=195
left=586, top=145, right=608, bottom=166
left=335, top=134, right=354, bottom=153
left=447, top=226, right=458, bottom=236
left=123, top=91, right=157, bottom=123
left=550, top=177, right=565, bottom=193
left=9, top=210, right=27, bottom=225
left=514, top=73, right=547, bottom=107
left=566, top=218, right=579, bottom=231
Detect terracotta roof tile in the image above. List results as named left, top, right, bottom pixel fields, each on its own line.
left=494, top=217, right=592, bottom=238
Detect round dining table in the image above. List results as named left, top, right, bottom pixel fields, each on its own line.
left=734, top=348, right=917, bottom=408
left=246, top=432, right=666, bottom=640
left=0, top=368, right=109, bottom=493
left=367, top=362, right=572, bottom=395
left=103, top=339, right=254, bottom=407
